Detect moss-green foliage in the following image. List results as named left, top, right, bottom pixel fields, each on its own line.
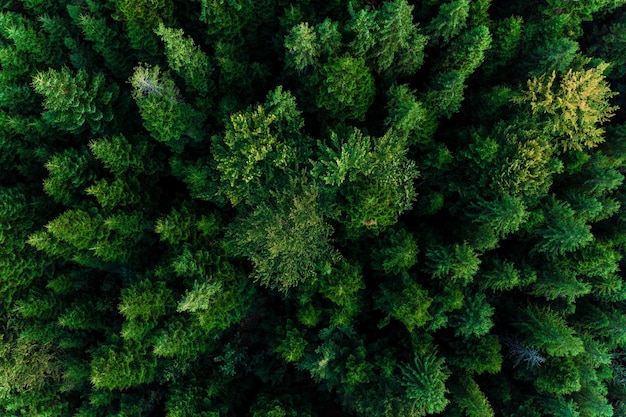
left=2, top=0, right=626, bottom=416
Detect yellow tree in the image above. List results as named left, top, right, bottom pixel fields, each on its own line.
left=517, top=62, right=618, bottom=152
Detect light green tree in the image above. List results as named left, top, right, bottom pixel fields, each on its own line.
left=155, top=23, right=213, bottom=94
left=31, top=67, right=118, bottom=134
left=130, top=64, right=205, bottom=152
left=516, top=63, right=618, bottom=152
left=399, top=351, right=451, bottom=416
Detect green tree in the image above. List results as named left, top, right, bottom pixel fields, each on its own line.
left=212, top=103, right=297, bottom=205
left=284, top=22, right=320, bottom=72
left=468, top=193, right=528, bottom=238
left=90, top=340, right=157, bottom=390
left=76, top=13, right=131, bottom=75
left=533, top=198, right=594, bottom=256
left=426, top=0, right=470, bottom=44
left=130, top=64, right=205, bottom=152
left=371, top=227, right=419, bottom=276
left=111, top=0, right=174, bottom=58
left=155, top=23, right=213, bottom=94
left=438, top=25, right=492, bottom=77
left=372, top=0, right=428, bottom=77
left=41, top=147, right=97, bottom=206
left=385, top=84, right=435, bottom=143
left=225, top=179, right=338, bottom=292
left=316, top=56, right=375, bottom=121
left=450, top=374, right=495, bottom=417
left=31, top=67, right=118, bottom=135
left=517, top=305, right=584, bottom=358
left=375, top=275, right=433, bottom=332
left=449, top=291, right=494, bottom=338
left=399, top=351, right=451, bottom=416
left=448, top=334, right=503, bottom=374
left=426, top=242, right=481, bottom=285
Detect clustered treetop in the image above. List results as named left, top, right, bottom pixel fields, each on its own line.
left=1, top=0, right=626, bottom=416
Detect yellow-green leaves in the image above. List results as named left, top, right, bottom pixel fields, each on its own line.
left=519, top=63, right=618, bottom=152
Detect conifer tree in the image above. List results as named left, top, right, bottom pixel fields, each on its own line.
left=31, top=67, right=118, bottom=135
left=284, top=22, right=320, bottom=72
left=399, top=351, right=451, bottom=416
left=155, top=23, right=213, bottom=95
left=130, top=64, right=205, bottom=152
left=426, top=0, right=470, bottom=45
left=517, top=62, right=618, bottom=152
left=225, top=179, right=338, bottom=292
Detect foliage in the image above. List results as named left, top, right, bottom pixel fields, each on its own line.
left=399, top=351, right=451, bottom=416
left=2, top=0, right=626, bottom=415
left=31, top=66, right=118, bottom=134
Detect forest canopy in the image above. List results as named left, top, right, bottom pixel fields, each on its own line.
left=1, top=0, right=626, bottom=416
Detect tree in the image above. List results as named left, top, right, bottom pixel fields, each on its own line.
left=516, top=63, right=618, bottom=152
left=533, top=356, right=582, bottom=395
left=317, top=56, right=375, bottom=121
left=426, top=0, right=470, bottom=45
left=448, top=291, right=494, bottom=338
left=312, top=127, right=419, bottom=235
left=155, top=23, right=213, bottom=94
left=533, top=198, right=594, bottom=256
left=448, top=334, right=503, bottom=374
left=371, top=227, right=419, bottom=276
left=130, top=64, right=205, bottom=152
left=385, top=84, right=435, bottom=144
left=373, top=0, right=428, bottom=77
left=75, top=13, right=131, bottom=75
left=212, top=106, right=296, bottom=205
left=375, top=275, right=433, bottom=332
left=449, top=374, right=495, bottom=417
left=399, top=351, right=451, bottom=416
left=176, top=261, right=252, bottom=335
left=516, top=305, right=584, bottom=358
left=438, top=25, right=492, bottom=77
left=111, top=0, right=174, bottom=59
left=284, top=22, right=320, bottom=72
left=42, top=147, right=97, bottom=206
left=426, top=242, right=481, bottom=285
left=468, top=193, right=529, bottom=238
left=88, top=134, right=159, bottom=177
left=90, top=340, right=157, bottom=390
left=31, top=67, right=118, bottom=135
left=225, top=179, right=338, bottom=292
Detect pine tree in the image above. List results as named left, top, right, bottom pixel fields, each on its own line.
left=90, top=340, right=157, bottom=390
left=425, top=0, right=470, bottom=45
left=130, top=64, right=205, bottom=152
left=448, top=291, right=494, bottom=338
left=399, top=351, right=451, bottom=416
left=372, top=0, right=428, bottom=77
left=284, top=22, right=320, bottom=72
left=516, top=62, right=618, bottom=152
left=111, top=0, right=174, bottom=59
left=316, top=55, right=375, bottom=121
left=426, top=242, right=481, bottom=285
left=31, top=67, right=118, bottom=135
left=155, top=23, right=213, bottom=94
left=438, top=25, right=492, bottom=77
left=533, top=198, right=594, bottom=256
left=450, top=374, right=495, bottom=417
left=74, top=12, right=131, bottom=76
left=468, top=193, right=528, bottom=238
left=448, top=334, right=503, bottom=374
left=42, top=147, right=97, bottom=206
left=375, top=275, right=433, bottom=332
left=516, top=305, right=584, bottom=358
left=225, top=179, right=338, bottom=292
